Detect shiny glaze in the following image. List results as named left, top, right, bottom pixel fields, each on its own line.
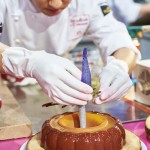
left=41, top=112, right=125, bottom=150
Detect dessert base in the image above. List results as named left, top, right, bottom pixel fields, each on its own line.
left=26, top=130, right=141, bottom=150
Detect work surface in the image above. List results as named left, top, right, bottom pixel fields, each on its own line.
left=0, top=82, right=150, bottom=149
left=0, top=120, right=149, bottom=150
left=0, top=84, right=32, bottom=140
left=6, top=83, right=150, bottom=134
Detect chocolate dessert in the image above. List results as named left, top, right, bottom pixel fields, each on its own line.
left=26, top=112, right=141, bottom=150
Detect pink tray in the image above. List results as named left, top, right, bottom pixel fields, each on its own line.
left=0, top=120, right=149, bottom=150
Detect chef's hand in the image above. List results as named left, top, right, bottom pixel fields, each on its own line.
left=2, top=47, right=93, bottom=105
left=94, top=56, right=132, bottom=104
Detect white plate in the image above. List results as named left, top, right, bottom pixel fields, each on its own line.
left=141, top=140, right=148, bottom=150
left=20, top=141, right=28, bottom=150
left=20, top=140, right=147, bottom=150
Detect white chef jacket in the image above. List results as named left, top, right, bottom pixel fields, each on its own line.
left=0, top=0, right=140, bottom=63
left=108, top=0, right=142, bottom=25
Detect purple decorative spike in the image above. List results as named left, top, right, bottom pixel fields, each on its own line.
left=81, top=48, right=91, bottom=86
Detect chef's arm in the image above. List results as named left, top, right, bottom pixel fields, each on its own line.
left=139, top=3, right=150, bottom=16
left=112, top=48, right=137, bottom=74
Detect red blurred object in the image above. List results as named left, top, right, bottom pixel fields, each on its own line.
left=0, top=99, right=2, bottom=109
left=1, top=74, right=24, bottom=83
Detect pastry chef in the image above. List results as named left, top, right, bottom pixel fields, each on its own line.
left=0, top=0, right=141, bottom=106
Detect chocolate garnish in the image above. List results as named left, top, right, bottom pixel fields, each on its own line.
left=42, top=102, right=67, bottom=108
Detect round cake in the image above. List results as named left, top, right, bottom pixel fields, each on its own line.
left=41, top=112, right=125, bottom=150
left=26, top=112, right=141, bottom=150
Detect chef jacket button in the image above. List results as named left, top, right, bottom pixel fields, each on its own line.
left=15, top=39, right=21, bottom=45
left=14, top=16, right=19, bottom=22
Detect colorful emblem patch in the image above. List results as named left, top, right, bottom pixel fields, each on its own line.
left=99, top=2, right=111, bottom=16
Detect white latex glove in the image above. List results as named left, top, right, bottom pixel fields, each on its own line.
left=2, top=47, right=93, bottom=105
left=94, top=56, right=132, bottom=104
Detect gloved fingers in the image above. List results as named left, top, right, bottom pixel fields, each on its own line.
left=56, top=80, right=92, bottom=101
left=100, top=74, right=131, bottom=100
left=94, top=78, right=132, bottom=104
left=63, top=60, right=82, bottom=80
left=58, top=68, right=93, bottom=94
left=100, top=69, right=116, bottom=91
left=51, top=86, right=88, bottom=105
left=93, top=97, right=104, bottom=105
left=52, top=97, right=71, bottom=105
left=41, top=84, right=70, bottom=105
left=102, top=82, right=132, bottom=102
left=94, top=87, right=129, bottom=105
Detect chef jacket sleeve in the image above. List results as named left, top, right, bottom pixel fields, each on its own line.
left=86, top=1, right=141, bottom=63
left=109, top=0, right=142, bottom=25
